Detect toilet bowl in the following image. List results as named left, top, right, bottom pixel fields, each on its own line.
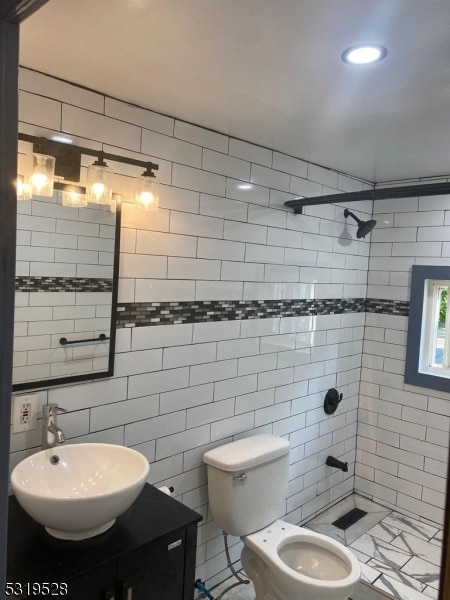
left=241, top=519, right=361, bottom=600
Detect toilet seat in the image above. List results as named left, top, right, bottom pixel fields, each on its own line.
left=243, top=519, right=360, bottom=593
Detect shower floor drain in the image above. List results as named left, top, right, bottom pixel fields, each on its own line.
left=332, top=508, right=368, bottom=530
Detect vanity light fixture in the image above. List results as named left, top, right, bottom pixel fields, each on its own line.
left=341, top=44, right=387, bottom=65
left=16, top=133, right=159, bottom=210
left=135, top=165, right=160, bottom=211
left=86, top=153, right=113, bottom=206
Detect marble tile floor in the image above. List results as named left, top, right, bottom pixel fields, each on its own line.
left=306, top=494, right=443, bottom=600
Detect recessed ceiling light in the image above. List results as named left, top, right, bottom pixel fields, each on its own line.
left=237, top=183, right=253, bottom=190
left=341, top=44, right=387, bottom=65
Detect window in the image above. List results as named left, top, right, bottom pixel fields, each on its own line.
left=420, top=280, right=450, bottom=378
left=405, top=266, right=450, bottom=393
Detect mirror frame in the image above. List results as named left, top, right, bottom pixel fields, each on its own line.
left=12, top=202, right=121, bottom=392
left=405, top=264, right=450, bottom=393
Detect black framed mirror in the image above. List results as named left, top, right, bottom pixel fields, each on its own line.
left=405, top=265, right=450, bottom=393
left=12, top=192, right=121, bottom=392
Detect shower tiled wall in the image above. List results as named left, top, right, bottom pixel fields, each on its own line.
left=11, top=67, right=372, bottom=586
left=356, top=189, right=450, bottom=528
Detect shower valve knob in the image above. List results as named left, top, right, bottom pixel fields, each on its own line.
left=324, top=388, right=343, bottom=415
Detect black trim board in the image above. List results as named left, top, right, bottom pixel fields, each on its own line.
left=405, top=265, right=450, bottom=393
left=0, top=17, right=19, bottom=594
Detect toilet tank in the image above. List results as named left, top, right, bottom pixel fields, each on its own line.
left=203, top=435, right=290, bottom=536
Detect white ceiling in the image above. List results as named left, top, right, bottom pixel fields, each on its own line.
left=20, top=0, right=450, bottom=183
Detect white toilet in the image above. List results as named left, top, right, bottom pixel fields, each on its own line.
left=203, top=435, right=360, bottom=600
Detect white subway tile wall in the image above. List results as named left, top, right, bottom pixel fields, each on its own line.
left=357, top=183, right=450, bottom=529
left=14, top=67, right=449, bottom=589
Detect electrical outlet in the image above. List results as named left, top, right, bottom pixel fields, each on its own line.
left=21, top=403, right=32, bottom=424
left=12, top=394, right=38, bottom=433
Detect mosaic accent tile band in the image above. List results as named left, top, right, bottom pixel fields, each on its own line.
left=116, top=298, right=409, bottom=328
left=365, top=298, right=410, bottom=316
left=15, top=276, right=113, bottom=293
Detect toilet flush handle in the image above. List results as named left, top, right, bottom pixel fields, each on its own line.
left=233, top=473, right=247, bottom=481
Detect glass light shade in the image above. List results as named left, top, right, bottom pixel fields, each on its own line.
left=135, top=175, right=159, bottom=211
left=86, top=163, right=113, bottom=205
left=16, top=175, right=32, bottom=201
left=30, top=153, right=55, bottom=197
left=61, top=187, right=87, bottom=208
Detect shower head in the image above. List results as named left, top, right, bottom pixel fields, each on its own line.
left=344, top=209, right=377, bottom=239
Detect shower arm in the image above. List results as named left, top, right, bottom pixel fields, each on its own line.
left=343, top=209, right=362, bottom=226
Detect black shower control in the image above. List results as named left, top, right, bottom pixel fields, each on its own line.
left=323, top=388, right=343, bottom=415
left=326, top=456, right=349, bottom=472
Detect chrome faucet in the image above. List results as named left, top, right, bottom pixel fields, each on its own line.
left=43, top=403, right=67, bottom=449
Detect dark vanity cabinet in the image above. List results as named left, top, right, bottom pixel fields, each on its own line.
left=63, top=563, right=118, bottom=600
left=7, top=484, right=202, bottom=600
left=115, top=530, right=186, bottom=600
left=64, top=530, right=187, bottom=600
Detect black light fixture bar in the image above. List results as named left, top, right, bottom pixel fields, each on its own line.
left=18, top=132, right=159, bottom=180
left=284, top=181, right=450, bottom=214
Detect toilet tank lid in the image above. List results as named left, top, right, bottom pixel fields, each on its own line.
left=203, top=435, right=290, bottom=471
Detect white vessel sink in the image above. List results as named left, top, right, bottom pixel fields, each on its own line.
left=11, top=443, right=150, bottom=541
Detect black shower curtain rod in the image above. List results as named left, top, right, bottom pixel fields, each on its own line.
left=284, top=181, right=450, bottom=213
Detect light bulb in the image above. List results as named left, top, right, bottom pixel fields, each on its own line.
left=140, top=191, right=155, bottom=208
left=31, top=171, right=47, bottom=193
left=92, top=182, right=106, bottom=200
left=86, top=158, right=113, bottom=205
left=135, top=170, right=159, bottom=211
left=30, top=153, right=55, bottom=197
